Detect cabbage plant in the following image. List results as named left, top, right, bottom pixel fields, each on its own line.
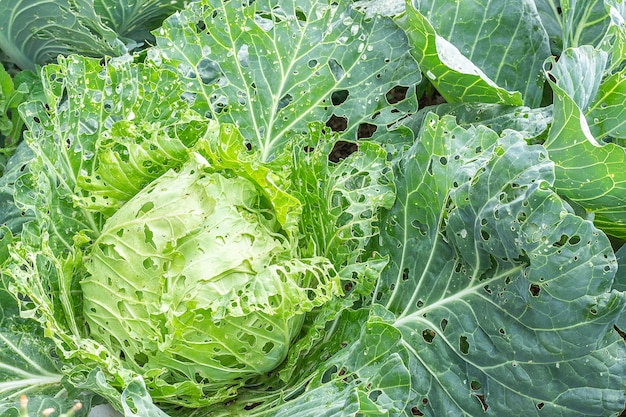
left=0, top=0, right=625, bottom=416
left=83, top=154, right=338, bottom=394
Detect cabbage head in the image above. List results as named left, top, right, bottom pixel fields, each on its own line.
left=81, top=154, right=338, bottom=395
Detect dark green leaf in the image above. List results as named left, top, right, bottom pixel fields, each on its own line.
left=150, top=0, right=421, bottom=161
left=374, top=113, right=625, bottom=416
left=403, top=0, right=550, bottom=107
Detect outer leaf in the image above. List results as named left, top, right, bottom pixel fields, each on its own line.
left=615, top=244, right=626, bottom=331
left=402, top=103, right=553, bottom=141
left=374, top=113, right=625, bottom=416
left=544, top=46, right=626, bottom=238
left=0, top=142, right=34, bottom=234
left=535, top=0, right=610, bottom=53
left=150, top=0, right=421, bottom=161
left=93, top=0, right=187, bottom=42
left=0, top=0, right=125, bottom=70
left=402, top=0, right=550, bottom=106
left=600, top=0, right=626, bottom=73
left=0, top=313, right=94, bottom=417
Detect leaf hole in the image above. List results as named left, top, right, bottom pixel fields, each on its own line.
left=422, top=329, right=436, bottom=343
left=321, top=365, right=338, bottom=383
left=385, top=85, right=408, bottom=104
left=328, top=140, right=356, bottom=162
left=326, top=114, right=348, bottom=132
left=402, top=268, right=409, bottom=281
left=368, top=389, right=382, bottom=401
left=328, top=58, right=345, bottom=81
left=262, top=342, right=275, bottom=354
left=537, top=402, right=545, bottom=410
left=475, top=394, right=488, bottom=411
left=411, top=406, right=424, bottom=416
left=331, top=89, right=349, bottom=105
left=529, top=284, right=541, bottom=297
left=440, top=319, right=448, bottom=332
left=470, top=380, right=482, bottom=390
left=357, top=123, right=377, bottom=138
left=459, top=336, right=469, bottom=354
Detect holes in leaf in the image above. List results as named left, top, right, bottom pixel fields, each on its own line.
left=135, top=290, right=143, bottom=301
left=439, top=156, right=448, bottom=166
left=331, top=89, right=349, bottom=105
left=416, top=299, right=424, bottom=308
left=137, top=201, right=154, bottom=215
left=422, top=329, right=436, bottom=343
left=411, top=406, right=424, bottom=416
left=569, top=235, right=581, bottom=245
left=328, top=140, right=356, bottom=162
left=215, top=354, right=242, bottom=368
left=480, top=229, right=490, bottom=241
left=402, top=268, right=409, bottom=281
left=529, top=284, right=541, bottom=297
left=307, top=59, right=318, bottom=68
left=475, top=394, right=488, bottom=411
left=357, top=123, right=377, bottom=138
left=470, top=380, right=482, bottom=390
left=143, top=258, right=156, bottom=270
left=328, top=58, right=345, bottom=81
left=143, top=225, right=156, bottom=249
left=238, top=332, right=256, bottom=347
left=537, top=402, right=545, bottom=410
left=277, top=93, right=293, bottom=111
left=552, top=234, right=568, bottom=248
left=322, top=365, right=338, bottom=383
left=411, top=219, right=428, bottom=236
left=427, top=158, right=434, bottom=175
left=368, top=389, right=382, bottom=401
left=262, top=341, right=275, bottom=354
left=134, top=352, right=148, bottom=366
left=499, top=328, right=505, bottom=335
left=440, top=319, right=448, bottom=332
left=483, top=285, right=492, bottom=295
left=197, top=59, right=222, bottom=84
left=459, top=336, right=470, bottom=354
left=194, top=20, right=206, bottom=33
left=385, top=85, right=408, bottom=104
left=326, top=114, right=348, bottom=132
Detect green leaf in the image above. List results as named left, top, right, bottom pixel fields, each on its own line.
left=0, top=0, right=125, bottom=70
left=93, top=0, right=187, bottom=43
left=544, top=45, right=626, bottom=239
left=201, top=307, right=411, bottom=417
left=615, top=244, right=626, bottom=331
left=402, top=0, right=550, bottom=107
left=0, top=315, right=73, bottom=415
left=119, top=378, right=169, bottom=417
left=293, top=125, right=396, bottom=269
left=535, top=0, right=610, bottom=54
left=373, top=113, right=625, bottom=416
left=403, top=103, right=553, bottom=141
left=150, top=0, right=421, bottom=161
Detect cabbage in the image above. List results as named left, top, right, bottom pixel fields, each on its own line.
left=82, top=155, right=335, bottom=390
